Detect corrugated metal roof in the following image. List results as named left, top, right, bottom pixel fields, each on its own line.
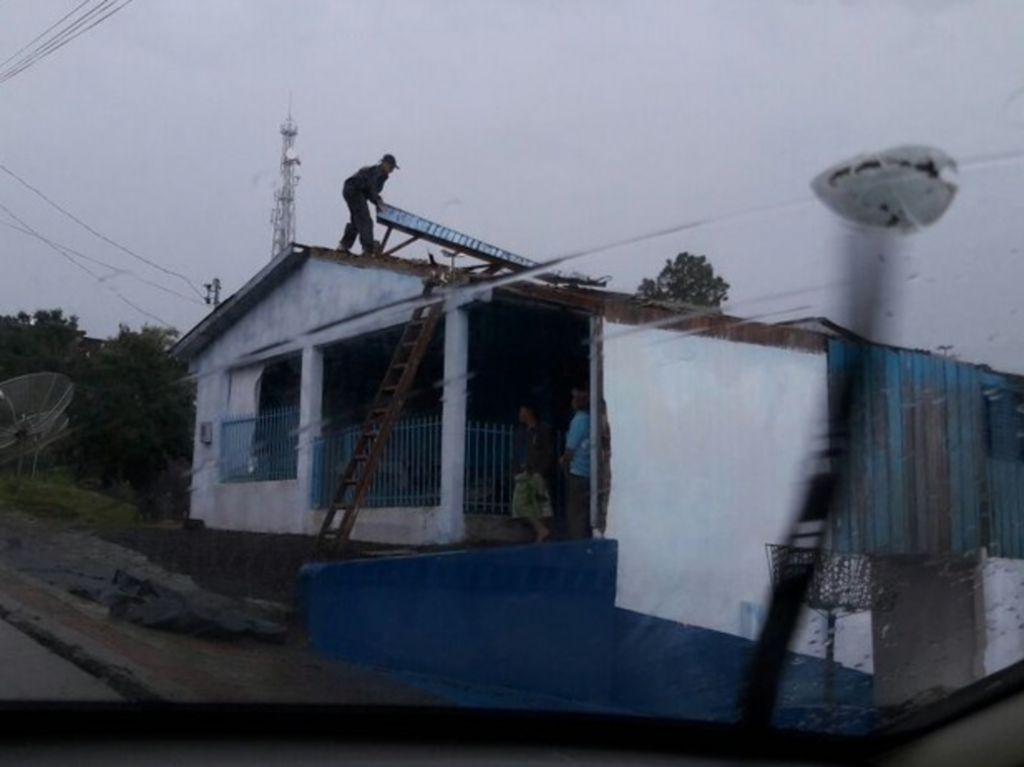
left=376, top=204, right=607, bottom=286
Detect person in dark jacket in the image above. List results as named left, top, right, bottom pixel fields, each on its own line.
left=511, top=404, right=556, bottom=543
left=338, top=153, right=399, bottom=256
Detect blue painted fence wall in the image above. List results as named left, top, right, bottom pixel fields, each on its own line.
left=829, top=339, right=1024, bottom=558
left=297, top=543, right=875, bottom=734
left=298, top=541, right=618, bottom=703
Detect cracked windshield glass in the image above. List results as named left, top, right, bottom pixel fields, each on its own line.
left=1, top=0, right=1022, bottom=738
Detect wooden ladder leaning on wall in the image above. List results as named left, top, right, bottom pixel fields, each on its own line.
left=313, top=283, right=444, bottom=558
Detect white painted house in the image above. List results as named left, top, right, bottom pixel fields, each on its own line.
left=174, top=240, right=1024, bottom=711
left=173, top=243, right=859, bottom=657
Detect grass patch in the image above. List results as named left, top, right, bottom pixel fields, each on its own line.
left=0, top=472, right=139, bottom=527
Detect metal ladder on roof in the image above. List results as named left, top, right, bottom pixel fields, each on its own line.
left=313, top=286, right=445, bottom=557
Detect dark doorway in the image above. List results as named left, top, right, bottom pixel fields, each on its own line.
left=466, top=298, right=590, bottom=431
left=464, top=297, right=591, bottom=519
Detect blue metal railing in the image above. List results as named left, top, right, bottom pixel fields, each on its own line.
left=220, top=407, right=299, bottom=483
left=464, top=422, right=566, bottom=516
left=308, top=418, right=565, bottom=516
left=310, top=416, right=443, bottom=509
left=464, top=421, right=516, bottom=515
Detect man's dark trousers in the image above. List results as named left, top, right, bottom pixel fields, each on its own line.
left=341, top=188, right=375, bottom=253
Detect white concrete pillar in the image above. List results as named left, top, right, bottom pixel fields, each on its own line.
left=296, top=344, right=324, bottom=527
left=438, top=301, right=469, bottom=544
left=589, top=315, right=600, bottom=535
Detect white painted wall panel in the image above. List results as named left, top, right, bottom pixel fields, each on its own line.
left=201, top=259, right=427, bottom=373
left=226, top=364, right=263, bottom=415
left=200, top=481, right=437, bottom=540
left=604, top=326, right=826, bottom=633
left=602, top=325, right=875, bottom=670
left=187, top=359, right=224, bottom=522
left=205, top=480, right=305, bottom=534
left=983, top=556, right=1024, bottom=675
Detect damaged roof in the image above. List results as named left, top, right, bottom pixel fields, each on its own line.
left=171, top=242, right=602, bottom=361
left=172, top=241, right=842, bottom=363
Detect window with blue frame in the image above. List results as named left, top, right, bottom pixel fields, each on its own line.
left=220, top=355, right=302, bottom=482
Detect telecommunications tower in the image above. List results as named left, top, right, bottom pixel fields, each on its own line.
left=270, top=110, right=300, bottom=258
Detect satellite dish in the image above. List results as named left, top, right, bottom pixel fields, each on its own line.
left=811, top=145, right=958, bottom=232
left=285, top=147, right=299, bottom=163
left=0, top=372, right=74, bottom=479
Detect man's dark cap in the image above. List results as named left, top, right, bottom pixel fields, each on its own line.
left=382, top=153, right=399, bottom=169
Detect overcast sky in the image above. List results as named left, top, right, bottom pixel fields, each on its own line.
left=2, top=1, right=1023, bottom=372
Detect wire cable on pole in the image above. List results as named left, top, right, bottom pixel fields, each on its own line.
left=0, top=201, right=172, bottom=328
left=0, top=218, right=204, bottom=305
left=0, top=161, right=204, bottom=299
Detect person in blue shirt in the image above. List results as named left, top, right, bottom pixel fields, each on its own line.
left=559, top=386, right=591, bottom=540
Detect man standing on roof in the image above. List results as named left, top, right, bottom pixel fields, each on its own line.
left=338, top=153, right=399, bottom=256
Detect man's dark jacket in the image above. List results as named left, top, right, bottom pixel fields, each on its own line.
left=343, top=164, right=389, bottom=206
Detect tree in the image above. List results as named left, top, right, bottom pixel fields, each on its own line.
left=635, top=252, right=730, bottom=308
left=0, top=309, right=85, bottom=381
left=69, top=325, right=194, bottom=495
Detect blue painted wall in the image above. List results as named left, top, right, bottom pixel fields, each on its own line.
left=298, top=540, right=618, bottom=703
left=297, top=543, right=874, bottom=735
left=612, top=609, right=874, bottom=733
left=829, top=340, right=1024, bottom=559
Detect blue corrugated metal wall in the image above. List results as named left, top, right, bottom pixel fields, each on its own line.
left=829, top=340, right=1024, bottom=558
left=983, top=371, right=1024, bottom=558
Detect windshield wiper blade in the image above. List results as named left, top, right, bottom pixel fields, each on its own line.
left=739, top=146, right=958, bottom=730
left=739, top=367, right=861, bottom=729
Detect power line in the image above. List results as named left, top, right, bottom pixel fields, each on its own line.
left=0, top=218, right=204, bottom=305
left=0, top=161, right=205, bottom=299
left=0, top=2, right=114, bottom=83
left=0, top=1, right=123, bottom=85
left=0, top=202, right=100, bottom=280
left=0, top=1, right=136, bottom=87
left=0, top=201, right=172, bottom=328
left=0, top=0, right=94, bottom=73
left=0, top=1, right=116, bottom=81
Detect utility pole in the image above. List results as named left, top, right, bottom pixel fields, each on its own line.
left=204, top=278, right=221, bottom=307
left=270, top=103, right=301, bottom=259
